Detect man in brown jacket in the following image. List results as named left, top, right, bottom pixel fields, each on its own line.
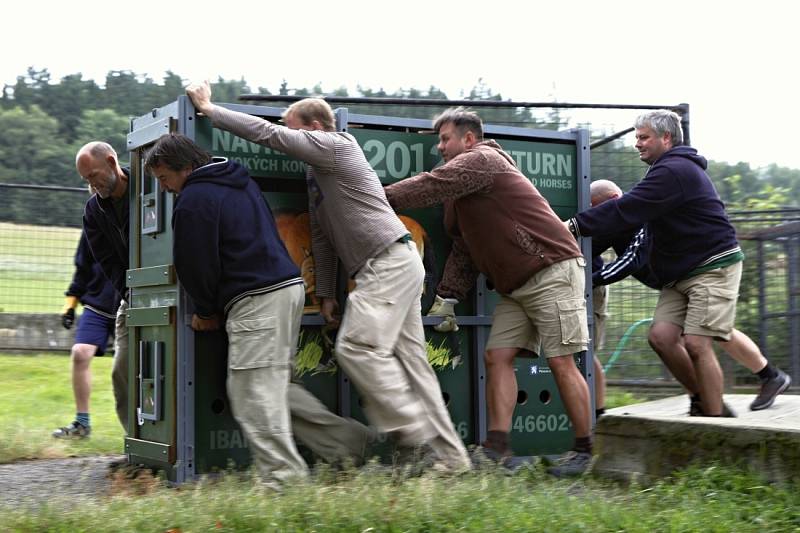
left=384, top=107, right=592, bottom=477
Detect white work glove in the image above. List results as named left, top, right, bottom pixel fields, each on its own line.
left=427, top=295, right=459, bottom=332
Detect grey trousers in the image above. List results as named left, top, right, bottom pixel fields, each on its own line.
left=111, top=299, right=128, bottom=432
left=335, top=241, right=470, bottom=470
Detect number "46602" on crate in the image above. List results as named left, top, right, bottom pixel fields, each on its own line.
left=512, top=414, right=571, bottom=433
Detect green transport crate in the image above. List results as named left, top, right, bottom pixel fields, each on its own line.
left=124, top=97, right=594, bottom=481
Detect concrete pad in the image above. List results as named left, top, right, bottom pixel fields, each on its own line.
left=593, top=394, right=800, bottom=484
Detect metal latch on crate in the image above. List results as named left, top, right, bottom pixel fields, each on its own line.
left=137, top=340, right=164, bottom=425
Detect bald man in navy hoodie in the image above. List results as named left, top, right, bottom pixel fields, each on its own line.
left=567, top=110, right=789, bottom=417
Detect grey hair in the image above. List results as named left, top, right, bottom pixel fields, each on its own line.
left=433, top=107, right=484, bottom=140
left=634, top=110, right=683, bottom=146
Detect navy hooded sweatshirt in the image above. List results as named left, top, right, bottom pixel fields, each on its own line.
left=66, top=230, right=122, bottom=317
left=172, top=158, right=302, bottom=317
left=83, top=167, right=130, bottom=299
left=572, top=146, right=740, bottom=286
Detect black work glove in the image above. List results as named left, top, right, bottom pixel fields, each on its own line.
left=61, top=307, right=76, bottom=329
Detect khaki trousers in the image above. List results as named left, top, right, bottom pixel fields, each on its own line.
left=335, top=241, right=469, bottom=470
left=226, top=284, right=308, bottom=489
left=111, top=299, right=128, bottom=432
left=289, top=383, right=373, bottom=466
left=592, top=285, right=609, bottom=352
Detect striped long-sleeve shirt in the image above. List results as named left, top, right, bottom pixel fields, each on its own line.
left=205, top=106, right=408, bottom=298
left=592, top=227, right=658, bottom=288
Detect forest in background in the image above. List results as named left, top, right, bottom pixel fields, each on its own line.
left=2, top=67, right=798, bottom=226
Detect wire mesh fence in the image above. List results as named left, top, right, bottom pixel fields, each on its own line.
left=598, top=209, right=800, bottom=388
left=733, top=214, right=800, bottom=386
left=0, top=185, right=86, bottom=314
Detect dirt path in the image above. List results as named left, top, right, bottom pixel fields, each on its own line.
left=0, top=454, right=125, bottom=510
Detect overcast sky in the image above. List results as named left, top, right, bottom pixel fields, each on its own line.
left=2, top=0, right=796, bottom=169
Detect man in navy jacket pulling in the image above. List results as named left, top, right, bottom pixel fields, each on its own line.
left=144, top=133, right=372, bottom=489
left=567, top=110, right=790, bottom=416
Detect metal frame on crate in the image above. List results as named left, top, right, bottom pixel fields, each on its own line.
left=241, top=94, right=690, bottom=153
left=123, top=96, right=592, bottom=481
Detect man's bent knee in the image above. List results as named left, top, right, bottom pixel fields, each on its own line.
left=485, top=348, right=518, bottom=367
left=648, top=322, right=680, bottom=350
left=684, top=335, right=713, bottom=358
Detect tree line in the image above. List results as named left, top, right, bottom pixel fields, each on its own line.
left=1, top=67, right=798, bottom=227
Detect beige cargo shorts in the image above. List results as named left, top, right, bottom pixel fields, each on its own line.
left=487, top=257, right=589, bottom=358
left=654, top=261, right=742, bottom=341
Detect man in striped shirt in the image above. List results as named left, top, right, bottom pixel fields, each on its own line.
left=185, top=82, right=470, bottom=473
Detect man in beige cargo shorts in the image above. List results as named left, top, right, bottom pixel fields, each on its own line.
left=384, top=107, right=593, bottom=478
left=568, top=110, right=790, bottom=417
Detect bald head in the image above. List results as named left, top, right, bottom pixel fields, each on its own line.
left=76, top=141, right=116, bottom=165
left=590, top=179, right=623, bottom=207
left=75, top=141, right=126, bottom=199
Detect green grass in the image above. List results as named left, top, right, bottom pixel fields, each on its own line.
left=0, top=353, right=124, bottom=462
left=1, top=353, right=798, bottom=531
left=605, top=388, right=647, bottom=409
left=0, top=353, right=644, bottom=465
left=0, top=222, right=81, bottom=313
left=4, top=463, right=799, bottom=531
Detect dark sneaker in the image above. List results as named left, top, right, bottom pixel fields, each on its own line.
left=750, top=370, right=791, bottom=411
left=394, top=442, right=434, bottom=464
left=393, top=443, right=441, bottom=476
left=471, top=445, right=532, bottom=474
left=471, top=444, right=512, bottom=467
left=689, top=397, right=736, bottom=417
left=689, top=395, right=703, bottom=416
left=479, top=443, right=512, bottom=463
left=546, top=450, right=592, bottom=478
left=52, top=421, right=91, bottom=439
